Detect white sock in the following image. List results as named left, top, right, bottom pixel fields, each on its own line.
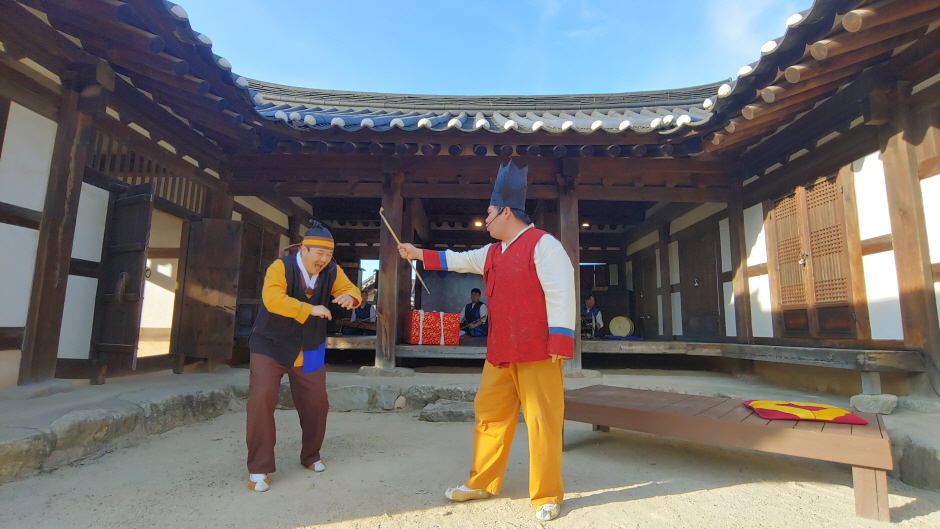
left=249, top=473, right=267, bottom=482
left=457, top=485, right=478, bottom=492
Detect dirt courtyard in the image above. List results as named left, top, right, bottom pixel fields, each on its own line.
left=1, top=408, right=938, bottom=529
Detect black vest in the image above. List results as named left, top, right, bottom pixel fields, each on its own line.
left=464, top=301, right=488, bottom=337
left=249, top=256, right=337, bottom=368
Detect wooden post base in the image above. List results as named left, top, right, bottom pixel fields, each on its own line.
left=852, top=466, right=890, bottom=522
left=592, top=424, right=610, bottom=432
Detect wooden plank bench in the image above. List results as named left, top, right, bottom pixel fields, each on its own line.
left=564, top=385, right=894, bottom=522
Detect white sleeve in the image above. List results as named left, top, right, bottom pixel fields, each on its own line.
left=596, top=310, right=603, bottom=328
left=460, top=309, right=466, bottom=323
left=480, top=304, right=488, bottom=318
left=424, top=245, right=490, bottom=275
left=369, top=306, right=376, bottom=321
left=533, top=235, right=576, bottom=335
left=350, top=310, right=357, bottom=321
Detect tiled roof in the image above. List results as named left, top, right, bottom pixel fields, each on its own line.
left=246, top=80, right=723, bottom=134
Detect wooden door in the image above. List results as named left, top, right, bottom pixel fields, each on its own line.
left=769, top=174, right=856, bottom=337
left=171, top=219, right=244, bottom=365
left=89, top=183, right=154, bottom=384
left=678, top=224, right=722, bottom=339
left=634, top=249, right=659, bottom=338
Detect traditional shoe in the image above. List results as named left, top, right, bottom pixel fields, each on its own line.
left=307, top=460, right=325, bottom=472
left=247, top=475, right=270, bottom=492
left=536, top=503, right=561, bottom=521
left=444, top=486, right=491, bottom=502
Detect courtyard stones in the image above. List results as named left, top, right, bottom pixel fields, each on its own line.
left=420, top=399, right=475, bottom=422
left=375, top=385, right=401, bottom=410
left=327, top=385, right=372, bottom=411
left=850, top=394, right=899, bottom=414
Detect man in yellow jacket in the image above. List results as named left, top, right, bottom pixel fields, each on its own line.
left=245, top=222, right=361, bottom=491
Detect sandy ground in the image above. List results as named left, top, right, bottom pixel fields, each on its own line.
left=1, top=407, right=939, bottom=529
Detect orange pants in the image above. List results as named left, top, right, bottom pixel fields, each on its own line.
left=465, top=358, right=565, bottom=507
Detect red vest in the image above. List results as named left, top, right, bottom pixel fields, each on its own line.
left=483, top=228, right=551, bottom=366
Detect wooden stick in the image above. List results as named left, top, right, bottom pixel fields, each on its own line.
left=379, top=207, right=430, bottom=294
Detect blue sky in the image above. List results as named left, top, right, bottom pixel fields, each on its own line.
left=183, top=0, right=814, bottom=96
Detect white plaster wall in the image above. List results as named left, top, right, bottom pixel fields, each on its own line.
left=864, top=251, right=904, bottom=340
left=57, top=276, right=98, bottom=359
left=609, top=263, right=619, bottom=286
left=668, top=241, right=680, bottom=285
left=280, top=234, right=290, bottom=253
left=234, top=196, right=289, bottom=228
left=921, top=175, right=940, bottom=264
left=749, top=274, right=774, bottom=338
left=719, top=217, right=732, bottom=273
left=670, top=202, right=726, bottom=235
left=0, top=350, right=20, bottom=389
left=0, top=103, right=58, bottom=211
left=0, top=224, right=40, bottom=327
left=626, top=231, right=658, bottom=256
left=149, top=210, right=183, bottom=248
left=232, top=211, right=242, bottom=222
left=853, top=152, right=891, bottom=240
left=139, top=258, right=178, bottom=357
left=71, top=183, right=109, bottom=262
left=623, top=260, right=633, bottom=291
left=723, top=281, right=736, bottom=336
left=657, top=295, right=663, bottom=335
left=671, top=291, right=682, bottom=336
left=744, top=204, right=768, bottom=267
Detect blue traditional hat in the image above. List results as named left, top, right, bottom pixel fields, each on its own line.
left=490, top=160, right=528, bottom=213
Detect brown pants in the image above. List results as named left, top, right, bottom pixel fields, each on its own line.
left=246, top=353, right=329, bottom=474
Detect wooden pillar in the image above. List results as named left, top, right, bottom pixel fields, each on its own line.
left=207, top=180, right=234, bottom=220
left=728, top=177, right=753, bottom=343
left=559, top=184, right=582, bottom=371
left=376, top=171, right=403, bottom=370
left=658, top=224, right=674, bottom=340
left=879, top=82, right=940, bottom=393
left=397, top=198, right=415, bottom=340
left=18, top=88, right=95, bottom=384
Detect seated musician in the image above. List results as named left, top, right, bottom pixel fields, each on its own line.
left=350, top=289, right=376, bottom=323
left=581, top=294, right=603, bottom=337
left=460, top=288, right=488, bottom=337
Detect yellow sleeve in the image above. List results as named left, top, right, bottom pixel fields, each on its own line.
left=261, top=259, right=312, bottom=324
left=331, top=266, right=362, bottom=308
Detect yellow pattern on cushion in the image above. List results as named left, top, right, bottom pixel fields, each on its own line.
left=744, top=400, right=868, bottom=425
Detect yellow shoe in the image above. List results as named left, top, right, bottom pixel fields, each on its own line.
left=248, top=476, right=270, bottom=492
left=536, top=503, right=561, bottom=521
left=307, top=460, right=325, bottom=472
left=444, top=486, right=491, bottom=502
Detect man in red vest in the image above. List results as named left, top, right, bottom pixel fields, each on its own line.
left=398, top=160, right=575, bottom=521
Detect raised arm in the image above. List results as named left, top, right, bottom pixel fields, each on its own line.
left=398, top=243, right=490, bottom=275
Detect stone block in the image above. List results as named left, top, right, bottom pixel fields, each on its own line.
left=0, top=428, right=52, bottom=485
left=49, top=407, right=139, bottom=451
left=394, top=395, right=406, bottom=409
left=120, top=386, right=232, bottom=434
left=0, top=380, right=74, bottom=400
left=897, top=397, right=940, bottom=415
left=358, top=366, right=415, bottom=377
left=405, top=385, right=476, bottom=408
left=328, top=385, right=372, bottom=412
left=899, top=441, right=940, bottom=492
left=850, top=394, right=898, bottom=415
left=420, top=400, right=475, bottom=422
left=375, top=385, right=401, bottom=411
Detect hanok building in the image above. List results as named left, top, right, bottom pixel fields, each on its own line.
left=0, top=0, right=939, bottom=403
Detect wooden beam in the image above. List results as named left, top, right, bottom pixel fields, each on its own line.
left=558, top=185, right=582, bottom=370
left=842, top=0, right=940, bottom=33
left=397, top=198, right=415, bottom=345
left=0, top=201, right=42, bottom=230
left=878, top=81, right=940, bottom=391
left=19, top=88, right=94, bottom=384
left=811, top=10, right=937, bottom=60
left=744, top=125, right=881, bottom=208
left=622, top=203, right=698, bottom=248
left=0, top=59, right=60, bottom=121
left=375, top=172, right=403, bottom=370
left=411, top=197, right=430, bottom=242
left=728, top=178, right=752, bottom=343
left=658, top=224, right=674, bottom=340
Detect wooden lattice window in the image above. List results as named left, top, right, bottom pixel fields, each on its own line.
left=767, top=174, right=856, bottom=337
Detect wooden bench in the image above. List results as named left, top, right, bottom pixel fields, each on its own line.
left=564, top=385, right=894, bottom=522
